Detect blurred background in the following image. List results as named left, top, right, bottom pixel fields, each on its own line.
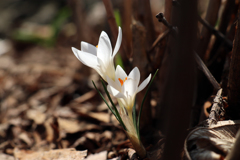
left=0, top=0, right=238, bottom=159
left=0, top=0, right=164, bottom=159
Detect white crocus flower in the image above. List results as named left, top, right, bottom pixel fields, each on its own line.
left=107, top=65, right=151, bottom=121
left=71, top=27, right=122, bottom=81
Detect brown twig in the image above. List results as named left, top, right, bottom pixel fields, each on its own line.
left=156, top=13, right=178, bottom=34
left=148, top=29, right=171, bottom=53
left=207, top=88, right=224, bottom=126
left=156, top=13, right=173, bottom=30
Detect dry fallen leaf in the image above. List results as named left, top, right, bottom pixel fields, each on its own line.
left=26, top=109, right=46, bottom=125
left=14, top=148, right=87, bottom=160
left=185, top=120, right=240, bottom=160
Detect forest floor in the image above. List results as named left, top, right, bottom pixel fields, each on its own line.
left=0, top=44, right=154, bottom=160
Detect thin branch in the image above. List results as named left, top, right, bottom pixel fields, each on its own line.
left=156, top=13, right=221, bottom=91
left=197, top=0, right=221, bottom=59
left=194, top=51, right=221, bottom=91
left=197, top=15, right=233, bottom=51
left=209, top=0, right=235, bottom=59
left=156, top=13, right=178, bottom=34
left=148, top=29, right=171, bottom=53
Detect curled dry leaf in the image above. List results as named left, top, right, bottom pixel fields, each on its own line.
left=184, top=120, right=240, bottom=160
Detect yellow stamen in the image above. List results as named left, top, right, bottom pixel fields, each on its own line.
left=118, top=77, right=127, bottom=86
left=96, top=45, right=98, bottom=48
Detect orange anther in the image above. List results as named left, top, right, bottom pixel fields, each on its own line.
left=118, top=77, right=127, bottom=86
left=118, top=78, right=123, bottom=86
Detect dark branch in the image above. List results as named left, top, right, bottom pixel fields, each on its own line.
left=197, top=15, right=233, bottom=51
left=194, top=51, right=221, bottom=91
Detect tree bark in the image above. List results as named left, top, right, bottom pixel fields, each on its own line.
left=162, top=0, right=197, bottom=159
left=227, top=9, right=240, bottom=119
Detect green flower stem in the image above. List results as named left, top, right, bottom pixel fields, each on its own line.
left=137, top=69, right=158, bottom=139
left=92, top=80, right=127, bottom=130
left=100, top=80, right=127, bottom=131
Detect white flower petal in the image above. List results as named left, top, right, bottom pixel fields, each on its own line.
left=97, top=58, right=106, bottom=71
left=81, top=42, right=97, bottom=55
left=123, top=79, right=138, bottom=96
left=115, top=65, right=127, bottom=84
left=96, top=58, right=107, bottom=80
left=105, top=61, right=116, bottom=80
left=137, top=74, right=151, bottom=93
left=97, top=31, right=112, bottom=66
left=72, top=47, right=98, bottom=68
left=112, top=27, right=122, bottom=58
left=128, top=67, right=140, bottom=85
left=118, top=98, right=128, bottom=110
left=107, top=76, right=121, bottom=91
left=107, top=85, right=125, bottom=98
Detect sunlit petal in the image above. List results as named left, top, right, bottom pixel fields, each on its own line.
left=107, top=76, right=121, bottom=91
left=97, top=31, right=112, bottom=66
left=72, top=47, right=98, bottom=68
left=115, top=65, right=127, bottom=84
left=128, top=67, right=140, bottom=85
left=137, top=74, right=151, bottom=93
left=81, top=42, right=97, bottom=56
left=105, top=61, right=116, bottom=80
left=112, top=27, right=122, bottom=58
left=107, top=85, right=125, bottom=98
left=123, top=79, right=138, bottom=96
